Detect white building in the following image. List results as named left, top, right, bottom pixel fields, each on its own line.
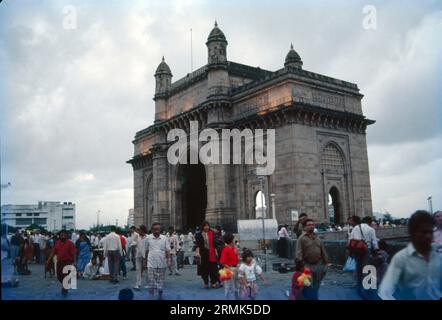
left=1, top=201, right=76, bottom=232
left=127, top=208, right=134, bottom=227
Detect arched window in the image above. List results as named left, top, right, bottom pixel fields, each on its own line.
left=321, top=143, right=345, bottom=172
left=255, top=190, right=267, bottom=218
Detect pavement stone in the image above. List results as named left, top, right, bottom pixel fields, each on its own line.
left=1, top=256, right=361, bottom=300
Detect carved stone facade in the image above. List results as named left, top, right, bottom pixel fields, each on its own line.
left=128, top=23, right=375, bottom=231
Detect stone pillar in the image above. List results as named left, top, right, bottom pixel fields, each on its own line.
left=207, top=69, right=230, bottom=97
left=133, top=168, right=144, bottom=226
left=155, top=99, right=167, bottom=122
left=152, top=131, right=170, bottom=228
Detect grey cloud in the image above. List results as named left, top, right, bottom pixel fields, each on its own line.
left=1, top=0, right=441, bottom=226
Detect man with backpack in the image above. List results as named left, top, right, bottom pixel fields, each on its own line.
left=348, top=215, right=378, bottom=299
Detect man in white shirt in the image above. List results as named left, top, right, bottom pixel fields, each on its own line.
left=103, top=226, right=123, bottom=284
left=94, top=234, right=101, bottom=247
left=349, top=215, right=378, bottom=299
left=133, top=225, right=147, bottom=290
left=344, top=216, right=355, bottom=239
left=129, top=226, right=139, bottom=271
left=379, top=211, right=441, bottom=300
left=144, top=222, right=171, bottom=300
left=90, top=234, right=96, bottom=247
left=349, top=217, right=378, bottom=251
left=31, top=232, right=41, bottom=264
left=167, top=227, right=181, bottom=276
left=126, top=235, right=132, bottom=261
left=98, top=234, right=105, bottom=248
left=183, top=231, right=195, bottom=266
left=71, top=232, right=79, bottom=243
left=38, top=233, right=48, bottom=264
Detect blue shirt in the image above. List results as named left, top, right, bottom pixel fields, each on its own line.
left=378, top=243, right=442, bottom=300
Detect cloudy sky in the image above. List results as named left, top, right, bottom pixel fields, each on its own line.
left=0, top=0, right=441, bottom=229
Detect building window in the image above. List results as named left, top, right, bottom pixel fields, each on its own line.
left=63, top=216, right=74, bottom=219
left=26, top=213, right=32, bottom=216
left=16, top=213, right=22, bottom=217
left=16, top=218, right=33, bottom=226
left=33, top=218, right=47, bottom=225
left=34, top=213, right=40, bottom=216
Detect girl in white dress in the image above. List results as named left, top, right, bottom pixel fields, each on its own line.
left=238, top=249, right=267, bottom=300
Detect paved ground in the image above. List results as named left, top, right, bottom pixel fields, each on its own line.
left=2, top=255, right=361, bottom=300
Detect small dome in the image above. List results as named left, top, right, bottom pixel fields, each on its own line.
left=284, top=43, right=303, bottom=68
left=155, top=56, right=172, bottom=76
left=207, top=21, right=227, bottom=44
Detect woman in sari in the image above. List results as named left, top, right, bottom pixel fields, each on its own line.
left=195, top=221, right=219, bottom=289
left=76, top=232, right=91, bottom=278
left=24, top=238, right=34, bottom=263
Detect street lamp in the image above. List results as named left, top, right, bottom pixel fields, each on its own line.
left=258, top=175, right=267, bottom=272
left=270, top=193, right=276, bottom=220
left=427, top=196, right=433, bottom=214
left=97, top=210, right=101, bottom=231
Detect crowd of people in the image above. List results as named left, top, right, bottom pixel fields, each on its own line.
left=1, top=221, right=252, bottom=299
left=287, top=210, right=441, bottom=300
left=1, top=210, right=441, bottom=300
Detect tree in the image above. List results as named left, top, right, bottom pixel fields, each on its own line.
left=383, top=212, right=393, bottom=222
left=26, top=224, right=48, bottom=233
left=88, top=224, right=128, bottom=234
left=2, top=223, right=19, bottom=235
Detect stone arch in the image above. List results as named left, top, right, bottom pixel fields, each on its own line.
left=173, top=144, right=207, bottom=231
left=320, top=141, right=348, bottom=225
left=242, top=137, right=271, bottom=221
left=175, top=162, right=207, bottom=231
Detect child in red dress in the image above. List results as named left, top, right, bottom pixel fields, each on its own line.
left=219, top=233, right=240, bottom=299
left=289, top=259, right=308, bottom=300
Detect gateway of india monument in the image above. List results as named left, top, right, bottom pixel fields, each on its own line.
left=128, top=22, right=375, bottom=231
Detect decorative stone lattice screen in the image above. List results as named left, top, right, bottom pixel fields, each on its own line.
left=321, top=143, right=345, bottom=172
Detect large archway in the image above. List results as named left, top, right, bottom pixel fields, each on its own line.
left=178, top=162, right=207, bottom=231
left=328, top=186, right=341, bottom=225
left=321, top=142, right=347, bottom=225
